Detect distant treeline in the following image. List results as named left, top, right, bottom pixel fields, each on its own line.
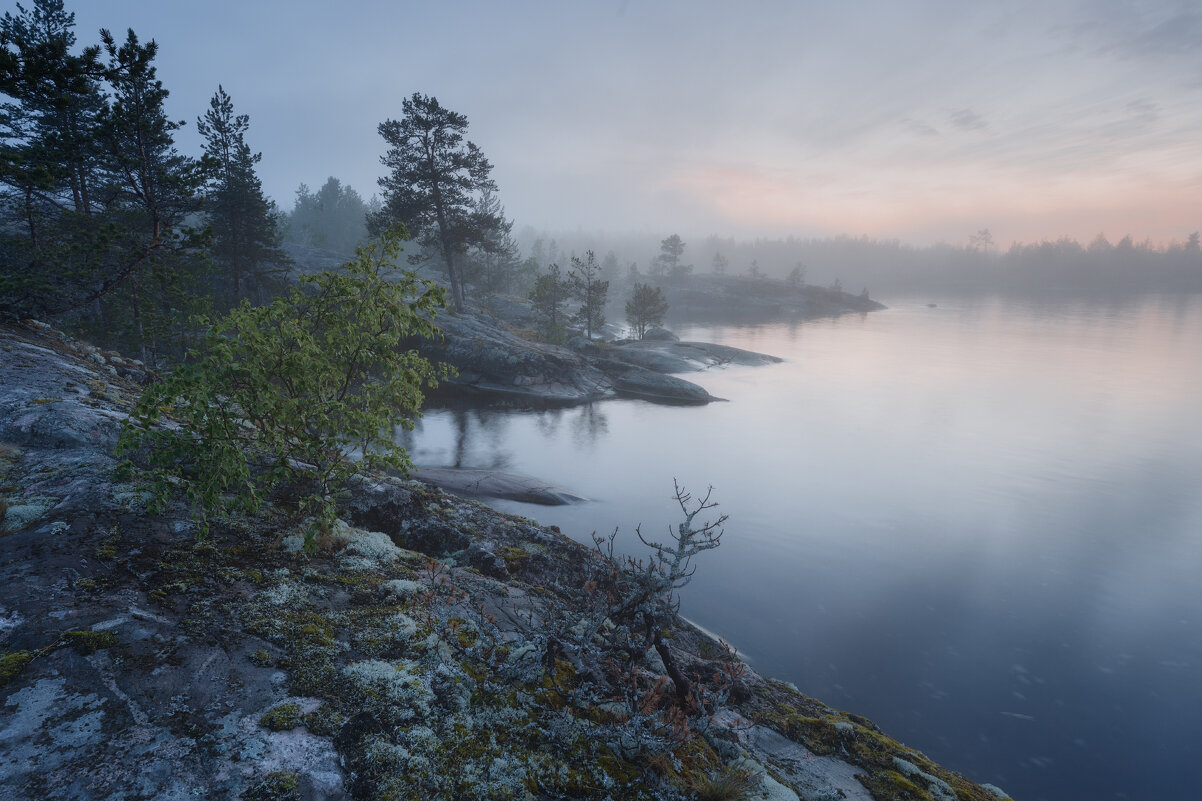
left=515, top=229, right=1202, bottom=296
left=4, top=1, right=1197, bottom=374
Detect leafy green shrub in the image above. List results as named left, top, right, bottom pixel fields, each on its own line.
left=119, top=227, right=450, bottom=547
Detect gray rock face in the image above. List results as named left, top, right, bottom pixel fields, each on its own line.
left=641, top=326, right=679, bottom=342
left=340, top=475, right=420, bottom=534
left=410, top=467, right=586, bottom=506
left=463, top=542, right=508, bottom=579
left=423, top=307, right=736, bottom=406
left=591, top=358, right=718, bottom=404
left=425, top=309, right=617, bottom=404
left=395, top=517, right=471, bottom=557
left=0, top=325, right=344, bottom=800
left=608, top=338, right=784, bottom=373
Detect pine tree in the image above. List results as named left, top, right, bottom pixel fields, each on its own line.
left=461, top=187, right=524, bottom=296
left=0, top=0, right=105, bottom=313
left=568, top=250, right=608, bottom=339
left=529, top=263, right=567, bottom=343
left=371, top=93, right=498, bottom=312
left=284, top=176, right=372, bottom=254
left=625, top=283, right=669, bottom=339
left=91, top=27, right=207, bottom=363
left=1, top=12, right=206, bottom=365
left=197, top=85, right=289, bottom=306
left=652, top=234, right=687, bottom=278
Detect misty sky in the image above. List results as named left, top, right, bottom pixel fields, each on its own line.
left=71, top=0, right=1202, bottom=246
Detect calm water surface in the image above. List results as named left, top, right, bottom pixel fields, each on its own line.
left=405, top=294, right=1202, bottom=801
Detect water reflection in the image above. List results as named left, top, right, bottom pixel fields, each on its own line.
left=409, top=293, right=1202, bottom=801
left=411, top=403, right=608, bottom=470
left=570, top=403, right=608, bottom=448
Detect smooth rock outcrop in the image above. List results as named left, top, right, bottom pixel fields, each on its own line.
left=422, top=308, right=727, bottom=405
left=410, top=467, right=586, bottom=505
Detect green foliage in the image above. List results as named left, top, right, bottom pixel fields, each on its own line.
left=460, top=188, right=530, bottom=296
left=625, top=282, right=669, bottom=339
left=197, top=85, right=290, bottom=307
left=568, top=250, right=608, bottom=339
left=370, top=92, right=499, bottom=312
left=284, top=176, right=373, bottom=255
left=119, top=227, right=450, bottom=547
left=529, top=262, right=568, bottom=343
left=1, top=7, right=208, bottom=365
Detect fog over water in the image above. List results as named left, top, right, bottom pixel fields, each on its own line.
left=404, top=293, right=1202, bottom=801
left=72, top=1, right=1202, bottom=245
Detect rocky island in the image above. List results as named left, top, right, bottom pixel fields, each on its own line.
left=0, top=321, right=1012, bottom=801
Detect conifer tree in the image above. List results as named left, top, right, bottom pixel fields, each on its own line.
left=91, top=27, right=206, bottom=362
left=284, top=177, right=372, bottom=255
left=625, top=283, right=669, bottom=339
left=197, top=85, right=289, bottom=305
left=462, top=188, right=527, bottom=296
left=652, top=234, right=687, bottom=278
left=1, top=11, right=206, bottom=366
left=568, top=249, right=608, bottom=339
left=370, top=93, right=499, bottom=312
left=0, top=0, right=105, bottom=312
left=529, top=262, right=567, bottom=343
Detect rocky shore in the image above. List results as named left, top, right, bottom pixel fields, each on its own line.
left=0, top=321, right=1011, bottom=801
left=281, top=245, right=878, bottom=408
left=658, top=275, right=887, bottom=323
left=423, top=305, right=779, bottom=406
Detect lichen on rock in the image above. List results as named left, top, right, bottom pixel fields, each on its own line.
left=0, top=321, right=1010, bottom=801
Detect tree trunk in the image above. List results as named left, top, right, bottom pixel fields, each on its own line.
left=432, top=189, right=465, bottom=312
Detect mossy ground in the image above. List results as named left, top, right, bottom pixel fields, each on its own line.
left=747, top=678, right=1011, bottom=801
left=260, top=703, right=304, bottom=731
left=1, top=441, right=1008, bottom=801
left=0, top=650, right=33, bottom=687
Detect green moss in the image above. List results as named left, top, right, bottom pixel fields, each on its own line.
left=248, top=650, right=274, bottom=667
left=498, top=545, right=531, bottom=573
left=301, top=704, right=345, bottom=736
left=61, top=630, right=120, bottom=654
left=778, top=714, right=841, bottom=755
left=0, top=650, right=33, bottom=687
left=243, top=771, right=300, bottom=801
left=858, top=770, right=932, bottom=800
left=260, top=703, right=303, bottom=731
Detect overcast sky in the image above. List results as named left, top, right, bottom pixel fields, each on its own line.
left=71, top=0, right=1202, bottom=246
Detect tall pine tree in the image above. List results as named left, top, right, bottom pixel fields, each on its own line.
left=568, top=250, right=608, bottom=340
left=91, top=27, right=206, bottom=363
left=197, top=85, right=288, bottom=306
left=370, top=93, right=499, bottom=312
left=0, top=0, right=105, bottom=312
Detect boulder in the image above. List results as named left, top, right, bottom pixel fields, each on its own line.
left=642, top=326, right=679, bottom=342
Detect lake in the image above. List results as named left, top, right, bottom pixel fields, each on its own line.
left=403, top=293, right=1202, bottom=801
